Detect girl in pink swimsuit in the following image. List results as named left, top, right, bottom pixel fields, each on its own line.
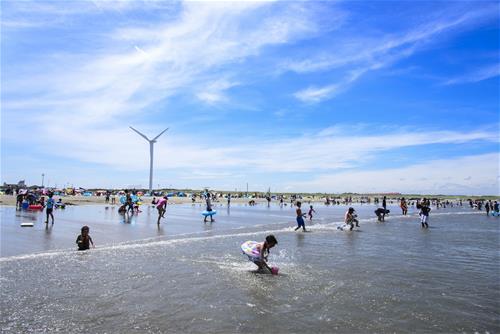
left=156, top=196, right=168, bottom=224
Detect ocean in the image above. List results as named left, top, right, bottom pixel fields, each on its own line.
left=1, top=203, right=498, bottom=333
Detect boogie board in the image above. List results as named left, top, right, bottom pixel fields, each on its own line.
left=20, top=222, right=34, bottom=227
left=202, top=210, right=217, bottom=216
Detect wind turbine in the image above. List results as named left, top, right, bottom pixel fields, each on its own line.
left=130, top=126, right=169, bottom=194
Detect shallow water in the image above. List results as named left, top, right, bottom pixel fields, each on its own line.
left=1, top=204, right=499, bottom=333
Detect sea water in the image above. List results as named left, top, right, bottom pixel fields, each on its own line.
left=1, top=204, right=498, bottom=333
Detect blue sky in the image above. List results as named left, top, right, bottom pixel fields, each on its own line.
left=1, top=0, right=499, bottom=195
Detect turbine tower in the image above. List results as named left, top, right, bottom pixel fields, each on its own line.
left=130, top=126, right=169, bottom=194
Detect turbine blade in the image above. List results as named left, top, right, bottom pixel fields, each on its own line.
left=130, top=126, right=150, bottom=141
left=152, top=128, right=169, bottom=141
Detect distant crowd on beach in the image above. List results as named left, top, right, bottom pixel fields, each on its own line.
left=4, top=184, right=498, bottom=256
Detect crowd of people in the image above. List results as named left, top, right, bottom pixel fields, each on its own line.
left=8, top=188, right=498, bottom=256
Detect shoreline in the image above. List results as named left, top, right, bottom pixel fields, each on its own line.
left=1, top=193, right=494, bottom=208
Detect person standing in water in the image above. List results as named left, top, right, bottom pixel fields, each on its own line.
left=227, top=193, right=231, bottom=207
left=382, top=196, right=387, bottom=210
left=419, top=203, right=431, bottom=228
left=400, top=197, right=408, bottom=215
left=345, top=207, right=359, bottom=231
left=156, top=196, right=168, bottom=224
left=485, top=201, right=490, bottom=216
left=308, top=205, right=316, bottom=221
left=125, top=190, right=134, bottom=215
left=204, top=193, right=214, bottom=223
left=294, top=201, right=307, bottom=232
left=16, top=193, right=24, bottom=209
left=76, top=226, right=95, bottom=250
left=45, top=193, right=55, bottom=224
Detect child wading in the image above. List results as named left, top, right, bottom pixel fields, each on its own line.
left=400, top=197, right=408, bottom=215
left=204, top=193, right=215, bottom=223
left=295, top=202, right=307, bottom=232
left=241, top=235, right=278, bottom=274
left=308, top=205, right=316, bottom=221
left=419, top=204, right=431, bottom=228
left=374, top=207, right=386, bottom=222
left=344, top=207, right=359, bottom=231
left=76, top=226, right=95, bottom=250
left=156, top=196, right=168, bottom=224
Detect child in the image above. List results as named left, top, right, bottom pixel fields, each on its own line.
left=118, top=204, right=127, bottom=214
left=16, top=193, right=24, bottom=209
left=76, top=226, right=94, bottom=251
left=241, top=235, right=278, bottom=273
left=156, top=196, right=168, bottom=224
left=125, top=191, right=134, bottom=215
left=294, top=201, right=307, bottom=231
left=204, top=194, right=214, bottom=223
left=344, top=207, right=359, bottom=231
left=45, top=193, right=55, bottom=224
left=400, top=197, right=408, bottom=215
left=55, top=198, right=66, bottom=209
left=419, top=204, right=431, bottom=228
left=308, top=205, right=316, bottom=220
left=374, top=207, right=387, bottom=222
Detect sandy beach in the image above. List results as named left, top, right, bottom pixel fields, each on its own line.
left=0, top=194, right=300, bottom=206
left=0, top=195, right=267, bottom=206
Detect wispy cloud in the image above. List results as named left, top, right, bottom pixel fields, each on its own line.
left=2, top=1, right=498, bottom=194
left=293, top=84, right=340, bottom=103
left=196, top=79, right=239, bottom=104
left=3, top=0, right=347, bottom=126
left=287, top=153, right=499, bottom=195
left=443, top=64, right=500, bottom=85
left=29, top=123, right=498, bottom=176
left=290, top=4, right=499, bottom=103
left=2, top=1, right=325, bottom=139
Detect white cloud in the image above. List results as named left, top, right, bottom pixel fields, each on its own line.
left=443, top=64, right=500, bottom=85
left=196, top=79, right=239, bottom=104
left=3, top=1, right=323, bottom=124
left=294, top=84, right=339, bottom=103
left=289, top=5, right=499, bottom=103
left=23, top=125, right=496, bottom=194
left=2, top=1, right=498, bottom=195
left=286, top=153, right=499, bottom=196
left=31, top=123, right=498, bottom=175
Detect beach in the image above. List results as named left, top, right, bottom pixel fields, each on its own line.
left=0, top=194, right=306, bottom=207
left=1, top=203, right=498, bottom=333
